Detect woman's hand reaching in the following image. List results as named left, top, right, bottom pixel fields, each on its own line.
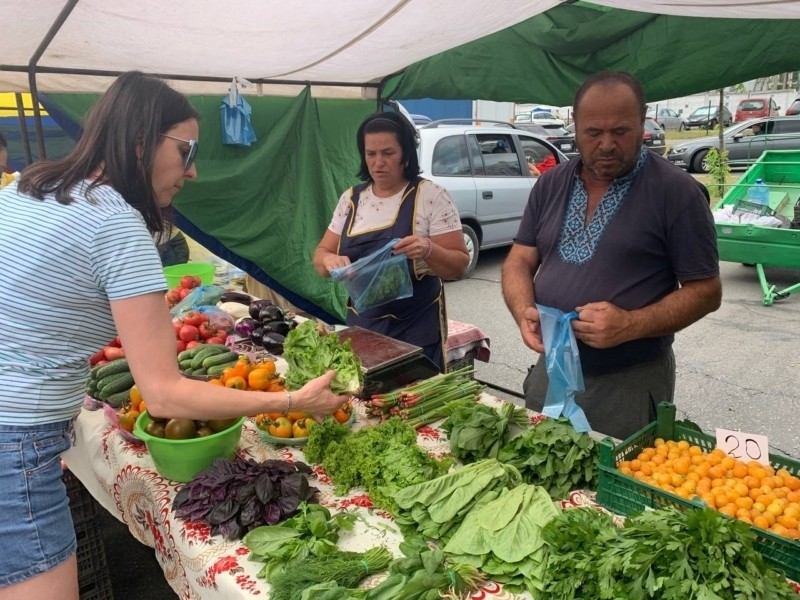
left=292, top=370, right=351, bottom=420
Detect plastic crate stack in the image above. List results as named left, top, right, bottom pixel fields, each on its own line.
left=62, top=469, right=115, bottom=600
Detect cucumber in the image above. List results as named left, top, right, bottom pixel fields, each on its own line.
left=95, top=358, right=130, bottom=379
left=190, top=345, right=229, bottom=370
left=177, top=349, right=195, bottom=363
left=179, top=358, right=195, bottom=371
left=86, top=379, right=98, bottom=397
left=202, top=351, right=240, bottom=369
left=206, top=360, right=240, bottom=377
left=97, top=372, right=135, bottom=399
left=190, top=367, right=207, bottom=376
left=104, top=390, right=130, bottom=409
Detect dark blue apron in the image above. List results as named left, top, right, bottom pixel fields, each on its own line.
left=338, top=177, right=447, bottom=372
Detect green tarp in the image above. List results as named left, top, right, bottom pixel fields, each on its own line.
left=382, top=3, right=800, bottom=106
left=46, top=90, right=375, bottom=322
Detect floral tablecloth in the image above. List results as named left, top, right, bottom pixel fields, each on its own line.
left=62, top=395, right=602, bottom=599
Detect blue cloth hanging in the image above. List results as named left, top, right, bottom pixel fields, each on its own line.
left=220, top=77, right=256, bottom=147
left=536, top=304, right=591, bottom=432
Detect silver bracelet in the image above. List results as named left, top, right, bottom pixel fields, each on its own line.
left=282, top=390, right=292, bottom=416
left=423, top=238, right=433, bottom=260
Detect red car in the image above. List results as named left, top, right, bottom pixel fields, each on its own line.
left=786, top=99, right=800, bottom=116
left=735, top=97, right=780, bottom=123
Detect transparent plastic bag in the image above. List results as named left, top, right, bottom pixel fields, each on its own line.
left=330, top=239, right=413, bottom=312
left=170, top=285, right=226, bottom=318
left=196, top=306, right=236, bottom=334
left=537, top=304, right=591, bottom=432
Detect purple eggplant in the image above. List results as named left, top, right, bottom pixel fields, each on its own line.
left=248, top=299, right=274, bottom=320
left=234, top=317, right=259, bottom=338
left=262, top=320, right=290, bottom=336
left=258, top=305, right=285, bottom=323
left=261, top=332, right=285, bottom=354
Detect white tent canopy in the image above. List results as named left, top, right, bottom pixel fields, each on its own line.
left=2, top=0, right=798, bottom=96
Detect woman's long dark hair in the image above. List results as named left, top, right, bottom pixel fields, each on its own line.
left=356, top=112, right=420, bottom=182
left=18, top=71, right=199, bottom=234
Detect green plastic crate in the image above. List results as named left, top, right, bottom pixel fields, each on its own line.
left=596, top=403, right=800, bottom=582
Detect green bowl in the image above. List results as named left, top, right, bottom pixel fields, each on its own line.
left=163, top=262, right=216, bottom=289
left=134, top=412, right=245, bottom=482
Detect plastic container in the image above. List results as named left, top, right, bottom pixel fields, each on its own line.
left=163, top=262, right=216, bottom=288
left=748, top=177, right=770, bottom=206
left=133, top=412, right=245, bottom=482
left=596, top=403, right=800, bottom=582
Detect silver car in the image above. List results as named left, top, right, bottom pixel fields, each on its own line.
left=666, top=116, right=800, bottom=173
left=416, top=119, right=569, bottom=275
left=646, top=107, right=687, bottom=131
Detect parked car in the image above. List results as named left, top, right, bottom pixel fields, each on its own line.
left=734, top=97, right=780, bottom=123
left=513, top=122, right=576, bottom=154
left=643, top=118, right=667, bottom=156
left=666, top=116, right=800, bottom=173
left=515, top=111, right=564, bottom=127
left=684, top=105, right=733, bottom=130
left=646, top=107, right=687, bottom=131
left=409, top=113, right=432, bottom=126
left=417, top=119, right=569, bottom=274
left=786, top=99, right=800, bottom=116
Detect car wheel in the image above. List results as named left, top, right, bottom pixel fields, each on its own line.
left=462, top=224, right=479, bottom=277
left=678, top=122, right=685, bottom=132
left=692, top=149, right=710, bottom=174
left=710, top=119, right=718, bottom=129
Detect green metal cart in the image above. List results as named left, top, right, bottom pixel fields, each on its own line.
left=713, top=150, right=800, bottom=305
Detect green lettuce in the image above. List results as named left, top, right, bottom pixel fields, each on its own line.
left=283, top=320, right=363, bottom=395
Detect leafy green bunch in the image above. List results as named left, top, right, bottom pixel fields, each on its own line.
left=498, top=416, right=599, bottom=499
left=441, top=402, right=528, bottom=463
left=283, top=320, right=363, bottom=395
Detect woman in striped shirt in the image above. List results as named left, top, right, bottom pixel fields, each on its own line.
left=0, top=72, right=347, bottom=599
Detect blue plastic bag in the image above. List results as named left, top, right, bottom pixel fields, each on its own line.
left=220, top=77, right=256, bottom=147
left=537, top=304, right=591, bottom=432
left=330, top=239, right=413, bottom=313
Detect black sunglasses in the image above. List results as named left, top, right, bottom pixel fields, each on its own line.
left=161, top=134, right=198, bottom=171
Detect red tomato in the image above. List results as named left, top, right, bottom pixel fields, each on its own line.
left=181, top=311, right=203, bottom=327
left=179, top=324, right=199, bottom=343
left=109, top=336, right=122, bottom=348
left=95, top=359, right=108, bottom=366
left=176, top=340, right=186, bottom=353
left=180, top=275, right=196, bottom=289
left=103, top=346, right=125, bottom=361
left=89, top=349, right=105, bottom=366
left=198, top=322, right=215, bottom=340
left=206, top=336, right=226, bottom=345
left=179, top=288, right=192, bottom=300
left=185, top=340, right=202, bottom=350
left=191, top=276, right=202, bottom=287
left=173, top=322, right=183, bottom=337
left=165, top=290, right=181, bottom=304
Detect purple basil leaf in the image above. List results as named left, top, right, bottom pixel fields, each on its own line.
left=280, top=472, right=308, bottom=500
left=207, top=498, right=239, bottom=525
left=264, top=502, right=282, bottom=525
left=236, top=481, right=256, bottom=504
left=293, top=461, right=312, bottom=474
left=238, top=495, right=262, bottom=527
left=255, top=473, right=276, bottom=504
left=277, top=493, right=301, bottom=518
left=218, top=518, right=244, bottom=540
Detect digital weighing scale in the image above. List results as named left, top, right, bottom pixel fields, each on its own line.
left=336, top=326, right=440, bottom=399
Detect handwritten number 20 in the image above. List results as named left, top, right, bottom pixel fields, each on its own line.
left=725, top=434, right=762, bottom=461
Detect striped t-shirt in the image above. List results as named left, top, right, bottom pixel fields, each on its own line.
left=0, top=180, right=167, bottom=425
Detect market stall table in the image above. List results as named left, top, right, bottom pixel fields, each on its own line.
left=63, top=395, right=600, bottom=600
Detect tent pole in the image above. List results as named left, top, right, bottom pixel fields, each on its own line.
left=27, top=0, right=80, bottom=160
left=14, top=92, right=33, bottom=165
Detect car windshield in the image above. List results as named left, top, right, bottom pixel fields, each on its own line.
left=739, top=100, right=765, bottom=110
left=691, top=107, right=714, bottom=117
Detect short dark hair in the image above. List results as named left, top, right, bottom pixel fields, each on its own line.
left=18, top=71, right=199, bottom=234
left=356, top=112, right=420, bottom=182
left=573, top=71, right=647, bottom=120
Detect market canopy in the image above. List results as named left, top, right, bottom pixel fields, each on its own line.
left=384, top=2, right=800, bottom=105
